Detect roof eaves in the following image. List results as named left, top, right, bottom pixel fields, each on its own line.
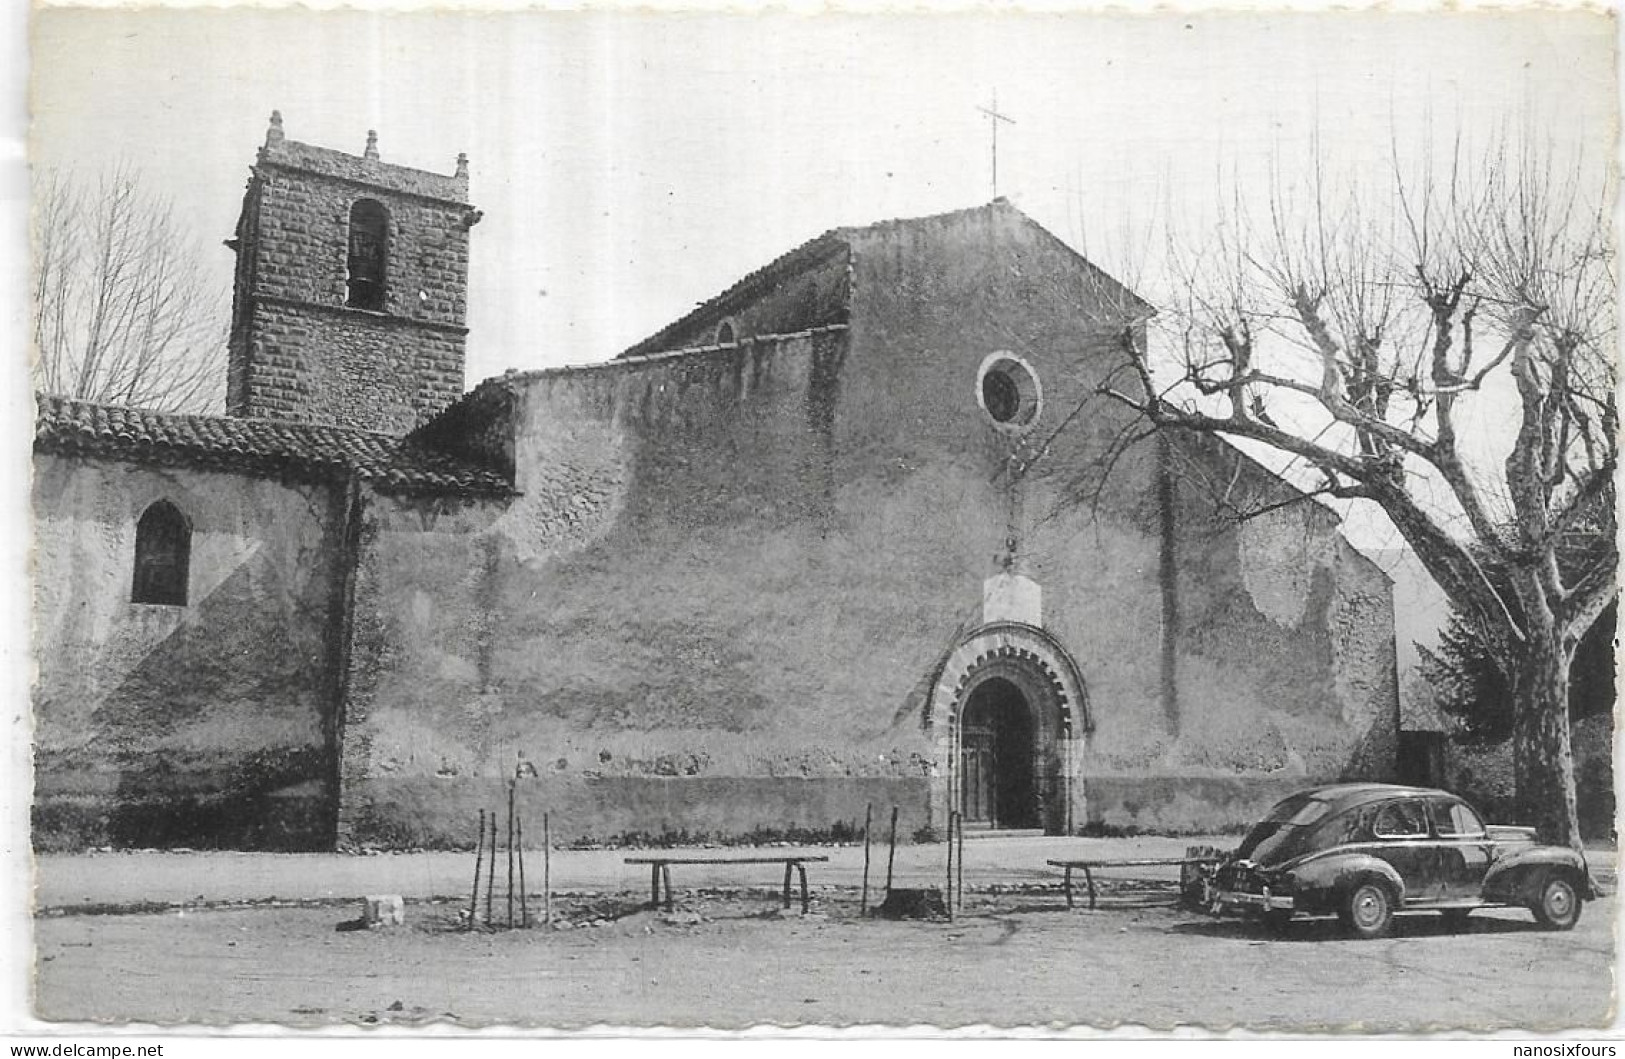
left=34, top=395, right=513, bottom=499
left=495, top=323, right=851, bottom=383
left=617, top=231, right=851, bottom=359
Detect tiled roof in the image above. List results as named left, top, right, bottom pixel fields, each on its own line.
left=34, top=394, right=513, bottom=497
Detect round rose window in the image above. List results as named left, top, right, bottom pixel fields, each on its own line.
left=976, top=352, right=1042, bottom=431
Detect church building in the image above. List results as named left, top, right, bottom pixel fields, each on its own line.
left=31, top=116, right=1400, bottom=850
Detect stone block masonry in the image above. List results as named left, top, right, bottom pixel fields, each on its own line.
left=233, top=300, right=466, bottom=434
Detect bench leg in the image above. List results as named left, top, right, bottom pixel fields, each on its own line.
left=797, top=863, right=810, bottom=915
left=649, top=864, right=661, bottom=910
left=1085, top=867, right=1097, bottom=911
left=782, top=862, right=793, bottom=909
left=1064, top=866, right=1075, bottom=910
left=661, top=864, right=674, bottom=912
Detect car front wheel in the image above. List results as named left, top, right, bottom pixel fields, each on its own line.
left=1340, top=882, right=1394, bottom=939
left=1531, top=874, right=1581, bottom=931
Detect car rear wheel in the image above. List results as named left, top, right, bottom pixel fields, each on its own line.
left=1340, top=882, right=1394, bottom=939
left=1531, top=873, right=1581, bottom=931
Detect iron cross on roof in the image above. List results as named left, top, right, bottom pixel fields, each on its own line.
left=977, top=92, right=1016, bottom=200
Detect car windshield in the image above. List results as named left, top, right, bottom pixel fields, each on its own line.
left=1234, top=794, right=1334, bottom=865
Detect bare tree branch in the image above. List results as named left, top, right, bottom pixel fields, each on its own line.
left=31, top=163, right=227, bottom=413
left=1085, top=128, right=1614, bottom=847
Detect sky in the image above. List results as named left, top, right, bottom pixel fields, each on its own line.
left=28, top=6, right=1617, bottom=387
left=18, top=5, right=1622, bottom=647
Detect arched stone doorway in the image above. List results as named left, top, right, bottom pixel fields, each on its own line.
left=925, top=622, right=1091, bottom=835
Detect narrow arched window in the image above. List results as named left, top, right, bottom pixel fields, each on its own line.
left=347, top=199, right=388, bottom=311
left=132, top=501, right=191, bottom=606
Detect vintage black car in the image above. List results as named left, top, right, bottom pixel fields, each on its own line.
left=1208, top=783, right=1596, bottom=938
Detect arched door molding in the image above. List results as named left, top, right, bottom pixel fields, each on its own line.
left=925, top=621, right=1091, bottom=835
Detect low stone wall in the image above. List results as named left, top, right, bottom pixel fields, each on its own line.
left=346, top=775, right=930, bottom=849
left=32, top=752, right=331, bottom=852
left=1080, top=774, right=1313, bottom=834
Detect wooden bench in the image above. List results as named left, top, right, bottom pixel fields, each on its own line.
left=1047, top=857, right=1224, bottom=910
left=624, top=854, right=831, bottom=914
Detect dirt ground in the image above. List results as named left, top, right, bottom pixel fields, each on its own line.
left=33, top=882, right=1616, bottom=1032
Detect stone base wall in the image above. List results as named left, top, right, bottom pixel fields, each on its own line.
left=345, top=775, right=929, bottom=849
left=1080, top=774, right=1322, bottom=835
left=32, top=768, right=330, bottom=853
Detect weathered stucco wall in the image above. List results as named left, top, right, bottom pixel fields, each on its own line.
left=1081, top=437, right=1401, bottom=831
left=39, top=203, right=1397, bottom=849
left=1155, top=433, right=1397, bottom=766
left=835, top=204, right=1397, bottom=832
left=337, top=203, right=1397, bottom=845
left=833, top=206, right=1173, bottom=830
left=1029, top=435, right=1395, bottom=828
left=32, top=455, right=344, bottom=850
left=337, top=331, right=943, bottom=845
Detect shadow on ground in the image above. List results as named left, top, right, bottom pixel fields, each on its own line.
left=1171, top=911, right=1553, bottom=943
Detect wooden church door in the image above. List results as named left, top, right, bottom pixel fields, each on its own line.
left=960, top=722, right=996, bottom=823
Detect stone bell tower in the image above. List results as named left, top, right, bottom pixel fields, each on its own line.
left=225, top=111, right=483, bottom=434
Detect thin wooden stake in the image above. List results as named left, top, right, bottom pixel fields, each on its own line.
left=516, top=797, right=529, bottom=928
left=506, top=782, right=516, bottom=929
left=468, top=808, right=486, bottom=928
left=485, top=810, right=497, bottom=926
left=885, top=805, right=900, bottom=895
left=860, top=803, right=873, bottom=915
left=956, top=809, right=965, bottom=911
left=543, top=812, right=553, bottom=925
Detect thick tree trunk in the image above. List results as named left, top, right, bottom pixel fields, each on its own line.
left=1510, top=631, right=1582, bottom=851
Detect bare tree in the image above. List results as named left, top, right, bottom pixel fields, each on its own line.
left=32, top=164, right=227, bottom=412
left=1095, top=137, right=1616, bottom=849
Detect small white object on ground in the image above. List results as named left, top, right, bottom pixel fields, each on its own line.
left=362, top=894, right=405, bottom=927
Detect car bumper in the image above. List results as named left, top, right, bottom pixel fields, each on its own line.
left=1211, top=888, right=1296, bottom=914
